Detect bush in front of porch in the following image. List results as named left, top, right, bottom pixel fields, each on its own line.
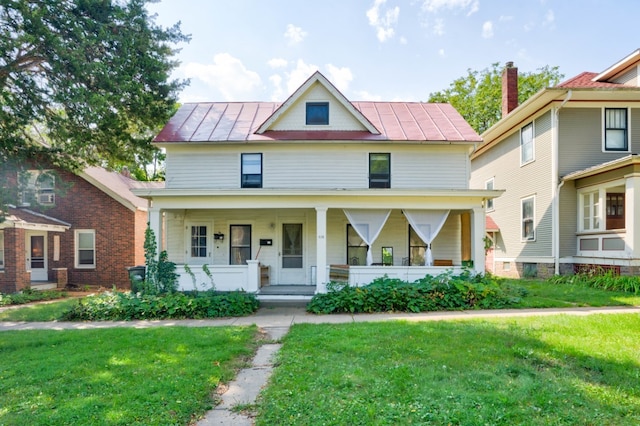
left=307, top=271, right=523, bottom=314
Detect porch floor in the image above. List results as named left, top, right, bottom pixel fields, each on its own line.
left=258, top=285, right=315, bottom=296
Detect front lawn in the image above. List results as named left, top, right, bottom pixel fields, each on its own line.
left=0, top=326, right=258, bottom=425
left=257, top=314, right=640, bottom=425
left=512, top=279, right=640, bottom=308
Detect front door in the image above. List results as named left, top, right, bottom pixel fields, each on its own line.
left=279, top=223, right=305, bottom=284
left=26, top=232, right=48, bottom=281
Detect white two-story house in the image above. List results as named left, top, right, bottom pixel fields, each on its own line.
left=134, top=72, right=500, bottom=294
left=471, top=49, right=640, bottom=278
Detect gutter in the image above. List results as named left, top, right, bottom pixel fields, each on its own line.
left=552, top=90, right=572, bottom=275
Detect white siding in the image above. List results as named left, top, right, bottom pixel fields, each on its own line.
left=166, top=144, right=471, bottom=190
left=271, top=82, right=367, bottom=131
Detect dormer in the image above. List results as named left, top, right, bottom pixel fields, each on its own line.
left=592, top=48, right=640, bottom=86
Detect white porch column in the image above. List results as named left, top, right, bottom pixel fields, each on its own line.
left=625, top=173, right=640, bottom=256
left=315, top=207, right=328, bottom=293
left=471, top=207, right=486, bottom=275
left=246, top=260, right=260, bottom=293
left=148, top=205, right=163, bottom=258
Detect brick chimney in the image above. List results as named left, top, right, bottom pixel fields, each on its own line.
left=502, top=61, right=518, bottom=117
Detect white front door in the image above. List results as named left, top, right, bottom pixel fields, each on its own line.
left=279, top=222, right=306, bottom=284
left=26, top=232, right=48, bottom=281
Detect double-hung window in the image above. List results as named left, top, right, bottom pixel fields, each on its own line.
left=581, top=191, right=601, bottom=232
left=521, top=196, right=535, bottom=241
left=75, top=230, right=95, bottom=268
left=346, top=225, right=367, bottom=265
left=520, top=122, right=534, bottom=165
left=485, top=178, right=495, bottom=211
left=369, top=153, right=390, bottom=188
left=604, top=108, right=628, bottom=151
left=230, top=225, right=251, bottom=265
left=241, top=153, right=262, bottom=188
left=0, top=231, right=4, bottom=270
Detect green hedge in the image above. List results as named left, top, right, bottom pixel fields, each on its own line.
left=307, top=271, right=521, bottom=314
left=61, top=290, right=259, bottom=321
left=0, top=289, right=67, bottom=307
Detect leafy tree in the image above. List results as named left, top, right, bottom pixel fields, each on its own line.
left=428, top=63, right=564, bottom=134
left=0, top=0, right=189, bottom=208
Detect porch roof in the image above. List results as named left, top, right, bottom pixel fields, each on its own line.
left=562, top=154, right=640, bottom=181
left=0, top=206, right=71, bottom=232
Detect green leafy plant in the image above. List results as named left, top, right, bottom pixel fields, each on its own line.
left=307, top=271, right=521, bottom=314
left=139, top=224, right=178, bottom=295
left=547, top=269, right=640, bottom=293
left=0, top=289, right=67, bottom=307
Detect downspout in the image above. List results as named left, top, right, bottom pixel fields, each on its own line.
left=552, top=90, right=572, bottom=275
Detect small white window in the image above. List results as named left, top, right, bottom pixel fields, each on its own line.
left=485, top=178, right=495, bottom=211
left=581, top=191, right=601, bottom=231
left=75, top=230, right=96, bottom=268
left=0, top=231, right=4, bottom=270
left=186, top=223, right=212, bottom=264
left=520, top=122, right=534, bottom=165
left=604, top=108, right=628, bottom=152
left=521, top=196, right=535, bottom=241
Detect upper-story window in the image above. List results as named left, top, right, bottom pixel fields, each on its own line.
left=520, top=122, right=534, bottom=165
left=369, top=153, right=390, bottom=188
left=485, top=178, right=495, bottom=211
left=306, top=102, right=329, bottom=125
left=241, top=153, right=262, bottom=188
left=604, top=108, right=628, bottom=152
left=20, top=170, right=55, bottom=206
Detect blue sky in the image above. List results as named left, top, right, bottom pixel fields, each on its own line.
left=147, top=0, right=639, bottom=103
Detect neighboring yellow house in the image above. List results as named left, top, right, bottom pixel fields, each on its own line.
left=133, top=72, right=501, bottom=299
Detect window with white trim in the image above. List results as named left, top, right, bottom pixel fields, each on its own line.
left=581, top=190, right=601, bottom=232
left=75, top=230, right=95, bottom=268
left=604, top=108, right=628, bottom=152
left=521, top=196, right=535, bottom=241
left=20, top=170, right=56, bottom=206
left=0, top=231, right=4, bottom=270
left=520, top=122, right=534, bottom=165
left=485, top=178, right=494, bottom=211
left=241, top=153, right=262, bottom=188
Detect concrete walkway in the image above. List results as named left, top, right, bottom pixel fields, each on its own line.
left=2, top=305, right=639, bottom=425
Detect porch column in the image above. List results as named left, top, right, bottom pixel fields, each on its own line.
left=246, top=260, right=260, bottom=293
left=471, top=207, right=486, bottom=275
left=625, top=173, right=640, bottom=256
left=315, top=207, right=328, bottom=293
left=148, top=206, right=163, bottom=258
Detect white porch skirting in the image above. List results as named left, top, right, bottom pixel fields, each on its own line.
left=341, top=266, right=465, bottom=286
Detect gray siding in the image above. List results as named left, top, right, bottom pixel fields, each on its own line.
left=558, top=108, right=632, bottom=176
left=471, top=111, right=553, bottom=259
left=558, top=181, right=577, bottom=257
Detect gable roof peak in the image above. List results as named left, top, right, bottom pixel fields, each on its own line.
left=592, top=48, right=640, bottom=82
left=255, top=71, right=380, bottom=135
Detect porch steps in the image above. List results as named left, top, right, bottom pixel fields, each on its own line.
left=29, top=282, right=58, bottom=291
left=257, top=285, right=315, bottom=307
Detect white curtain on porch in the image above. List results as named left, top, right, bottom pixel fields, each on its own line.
left=343, top=209, right=391, bottom=265
left=402, top=209, right=450, bottom=266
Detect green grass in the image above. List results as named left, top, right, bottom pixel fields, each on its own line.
left=0, top=326, right=258, bottom=425
left=257, top=314, right=640, bottom=425
left=511, top=279, right=640, bottom=308
left=0, top=298, right=79, bottom=321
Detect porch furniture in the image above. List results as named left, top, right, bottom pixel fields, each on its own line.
left=260, top=265, right=270, bottom=287
left=433, top=259, right=453, bottom=266
left=329, top=264, right=350, bottom=282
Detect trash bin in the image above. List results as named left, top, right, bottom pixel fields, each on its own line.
left=126, top=266, right=146, bottom=291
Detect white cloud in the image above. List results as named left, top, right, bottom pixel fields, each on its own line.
left=543, top=9, right=555, bottom=27
left=366, top=0, right=400, bottom=42
left=438, top=48, right=445, bottom=57
left=482, top=21, right=493, bottom=38
left=284, top=24, right=307, bottom=45
left=399, top=36, right=408, bottom=44
left=433, top=18, right=445, bottom=35
left=325, top=64, right=353, bottom=92
left=268, top=74, right=284, bottom=101
left=421, top=0, right=479, bottom=16
left=181, top=53, right=261, bottom=101
left=353, top=90, right=382, bottom=101
left=499, top=15, right=513, bottom=22
left=268, top=58, right=288, bottom=68
left=286, top=59, right=319, bottom=94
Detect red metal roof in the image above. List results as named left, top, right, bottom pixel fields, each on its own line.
left=556, top=72, right=622, bottom=88
left=154, top=102, right=481, bottom=143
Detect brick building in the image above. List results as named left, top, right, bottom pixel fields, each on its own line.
left=0, top=167, right=155, bottom=293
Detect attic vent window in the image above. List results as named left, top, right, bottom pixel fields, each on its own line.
left=306, top=102, right=329, bottom=125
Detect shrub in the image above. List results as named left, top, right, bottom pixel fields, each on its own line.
left=547, top=270, right=640, bottom=293
left=61, top=290, right=259, bottom=321
left=307, top=271, right=521, bottom=314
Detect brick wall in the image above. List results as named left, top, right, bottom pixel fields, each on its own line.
left=0, top=228, right=30, bottom=293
